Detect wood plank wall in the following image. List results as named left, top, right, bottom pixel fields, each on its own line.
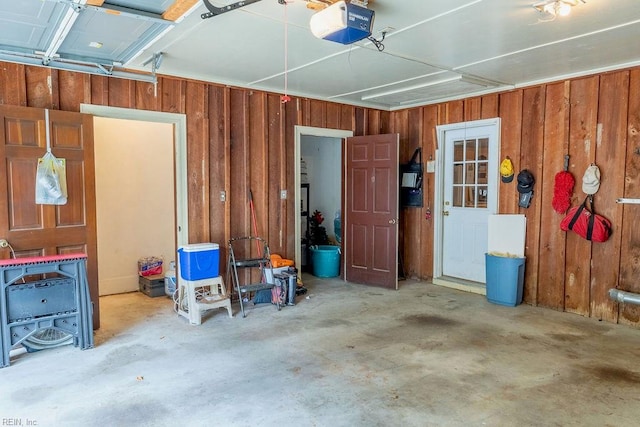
left=1, top=61, right=639, bottom=327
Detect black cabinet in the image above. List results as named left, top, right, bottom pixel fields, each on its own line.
left=301, top=183, right=310, bottom=271
left=301, top=183, right=310, bottom=242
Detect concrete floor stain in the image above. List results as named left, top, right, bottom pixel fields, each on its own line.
left=548, top=333, right=586, bottom=342
left=402, top=314, right=459, bottom=327
left=591, top=366, right=640, bottom=384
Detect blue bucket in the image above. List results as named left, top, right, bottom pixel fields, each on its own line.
left=485, top=253, right=525, bottom=307
left=309, top=245, right=340, bottom=278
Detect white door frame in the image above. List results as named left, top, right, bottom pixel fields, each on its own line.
left=433, top=118, right=500, bottom=294
left=294, top=126, right=353, bottom=271
left=80, top=104, right=188, bottom=248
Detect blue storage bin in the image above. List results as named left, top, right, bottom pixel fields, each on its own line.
left=178, top=243, right=219, bottom=280
left=485, top=253, right=525, bottom=307
left=309, top=245, right=340, bottom=278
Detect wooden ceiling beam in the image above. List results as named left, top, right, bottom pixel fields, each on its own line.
left=306, top=0, right=372, bottom=11
left=163, top=0, right=200, bottom=21
left=86, top=0, right=105, bottom=5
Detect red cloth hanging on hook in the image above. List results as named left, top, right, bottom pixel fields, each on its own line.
left=552, top=155, right=575, bottom=214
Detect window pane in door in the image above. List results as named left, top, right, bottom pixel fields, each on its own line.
left=478, top=186, right=488, bottom=208
left=449, top=134, right=493, bottom=210
left=453, top=186, right=463, bottom=207
left=478, top=138, right=488, bottom=160
left=466, top=139, right=476, bottom=162
left=454, top=164, right=464, bottom=185
left=466, top=164, right=476, bottom=184
left=454, top=140, right=464, bottom=162
left=466, top=187, right=477, bottom=207
left=478, top=159, right=488, bottom=185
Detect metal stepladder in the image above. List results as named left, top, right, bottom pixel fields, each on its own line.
left=227, top=236, right=282, bottom=317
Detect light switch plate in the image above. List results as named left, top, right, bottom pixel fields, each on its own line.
left=426, top=160, right=436, bottom=173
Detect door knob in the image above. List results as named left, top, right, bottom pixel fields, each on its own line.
left=443, top=211, right=449, bottom=216
left=388, top=218, right=397, bottom=224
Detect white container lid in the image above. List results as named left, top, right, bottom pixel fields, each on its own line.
left=179, top=243, right=219, bottom=252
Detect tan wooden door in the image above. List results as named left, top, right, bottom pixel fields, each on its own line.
left=0, top=105, right=99, bottom=328
left=345, top=134, right=399, bottom=289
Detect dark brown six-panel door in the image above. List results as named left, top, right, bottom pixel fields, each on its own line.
left=0, top=105, right=99, bottom=328
left=346, top=134, right=399, bottom=289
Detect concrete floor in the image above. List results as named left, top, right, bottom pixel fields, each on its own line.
left=2, top=275, right=640, bottom=427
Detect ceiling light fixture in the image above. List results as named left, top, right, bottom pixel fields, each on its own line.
left=533, top=0, right=585, bottom=18
left=361, top=75, right=501, bottom=102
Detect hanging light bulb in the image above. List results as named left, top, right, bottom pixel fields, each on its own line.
left=557, top=1, right=573, bottom=16
left=542, top=2, right=556, bottom=14
left=533, top=0, right=584, bottom=18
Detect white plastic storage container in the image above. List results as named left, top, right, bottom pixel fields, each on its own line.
left=178, top=243, right=220, bottom=281
left=164, top=270, right=176, bottom=297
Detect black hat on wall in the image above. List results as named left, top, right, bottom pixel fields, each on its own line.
left=517, top=169, right=535, bottom=194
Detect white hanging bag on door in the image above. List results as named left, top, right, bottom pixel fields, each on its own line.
left=35, top=109, right=68, bottom=205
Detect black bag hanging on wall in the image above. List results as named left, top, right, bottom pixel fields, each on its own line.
left=400, top=148, right=423, bottom=208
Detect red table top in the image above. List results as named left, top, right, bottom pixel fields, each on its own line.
left=0, top=253, right=87, bottom=267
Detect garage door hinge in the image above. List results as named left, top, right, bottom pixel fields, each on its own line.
left=201, top=0, right=264, bottom=20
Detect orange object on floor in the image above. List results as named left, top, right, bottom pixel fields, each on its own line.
left=270, top=254, right=294, bottom=267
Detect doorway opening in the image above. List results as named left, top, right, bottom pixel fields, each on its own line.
left=294, top=126, right=353, bottom=273
left=80, top=104, right=188, bottom=296
left=433, top=118, right=500, bottom=295
left=93, top=117, right=174, bottom=296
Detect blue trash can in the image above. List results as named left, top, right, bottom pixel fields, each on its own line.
left=309, top=245, right=340, bottom=278
left=485, top=253, right=525, bottom=306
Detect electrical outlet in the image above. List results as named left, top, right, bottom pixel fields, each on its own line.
left=219, top=191, right=226, bottom=202
left=0, top=239, right=8, bottom=248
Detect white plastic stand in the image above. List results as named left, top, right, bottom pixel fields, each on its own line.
left=177, top=276, right=233, bottom=325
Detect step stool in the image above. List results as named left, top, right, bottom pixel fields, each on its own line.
left=177, top=276, right=233, bottom=325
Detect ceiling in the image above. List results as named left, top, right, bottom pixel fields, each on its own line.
left=1, top=0, right=640, bottom=111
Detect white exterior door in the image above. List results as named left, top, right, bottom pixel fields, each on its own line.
left=439, top=120, right=499, bottom=283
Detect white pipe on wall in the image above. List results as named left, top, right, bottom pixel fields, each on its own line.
left=609, top=289, right=640, bottom=306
